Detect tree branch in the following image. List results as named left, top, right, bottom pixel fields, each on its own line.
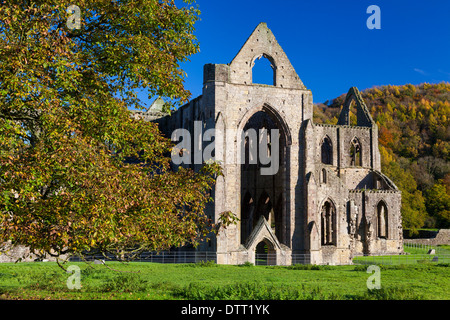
left=0, top=110, right=37, bottom=121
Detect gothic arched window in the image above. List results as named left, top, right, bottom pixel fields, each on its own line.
left=377, top=201, right=388, bottom=239
left=350, top=137, right=362, bottom=167
left=321, top=136, right=333, bottom=165
left=321, top=200, right=336, bottom=245
left=252, top=54, right=276, bottom=86
left=322, top=168, right=327, bottom=184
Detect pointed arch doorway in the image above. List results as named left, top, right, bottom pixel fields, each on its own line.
left=255, top=239, right=276, bottom=266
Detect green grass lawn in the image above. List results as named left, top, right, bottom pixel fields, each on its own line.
left=404, top=244, right=450, bottom=255
left=353, top=245, right=450, bottom=265
left=0, top=261, right=448, bottom=300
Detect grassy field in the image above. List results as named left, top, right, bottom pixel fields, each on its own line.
left=403, top=244, right=450, bottom=255
left=353, top=245, right=450, bottom=265
left=0, top=260, right=448, bottom=300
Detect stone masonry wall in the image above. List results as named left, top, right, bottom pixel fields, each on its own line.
left=403, top=229, right=450, bottom=246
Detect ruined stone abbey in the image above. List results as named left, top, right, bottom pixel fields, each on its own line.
left=135, top=23, right=404, bottom=265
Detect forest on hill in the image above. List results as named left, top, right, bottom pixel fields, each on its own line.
left=313, top=83, right=450, bottom=234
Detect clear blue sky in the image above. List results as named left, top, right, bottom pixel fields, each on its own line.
left=144, top=0, right=450, bottom=105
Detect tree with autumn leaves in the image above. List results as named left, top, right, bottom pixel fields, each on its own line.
left=0, top=1, right=226, bottom=263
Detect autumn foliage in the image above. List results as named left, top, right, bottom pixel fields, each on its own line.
left=0, top=1, right=225, bottom=261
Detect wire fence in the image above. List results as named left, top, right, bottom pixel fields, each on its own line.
left=69, top=251, right=217, bottom=264
left=291, top=254, right=311, bottom=265
left=137, top=251, right=217, bottom=263
left=254, top=253, right=311, bottom=266
left=67, top=243, right=450, bottom=266
left=70, top=251, right=312, bottom=266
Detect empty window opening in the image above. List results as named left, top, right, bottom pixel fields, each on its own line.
left=322, top=168, right=327, bottom=184
left=350, top=138, right=362, bottom=167
left=241, top=109, right=287, bottom=246
left=252, top=55, right=275, bottom=86
left=349, top=100, right=358, bottom=126
left=377, top=201, right=388, bottom=239
left=321, top=200, right=336, bottom=246
left=321, top=136, right=333, bottom=165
